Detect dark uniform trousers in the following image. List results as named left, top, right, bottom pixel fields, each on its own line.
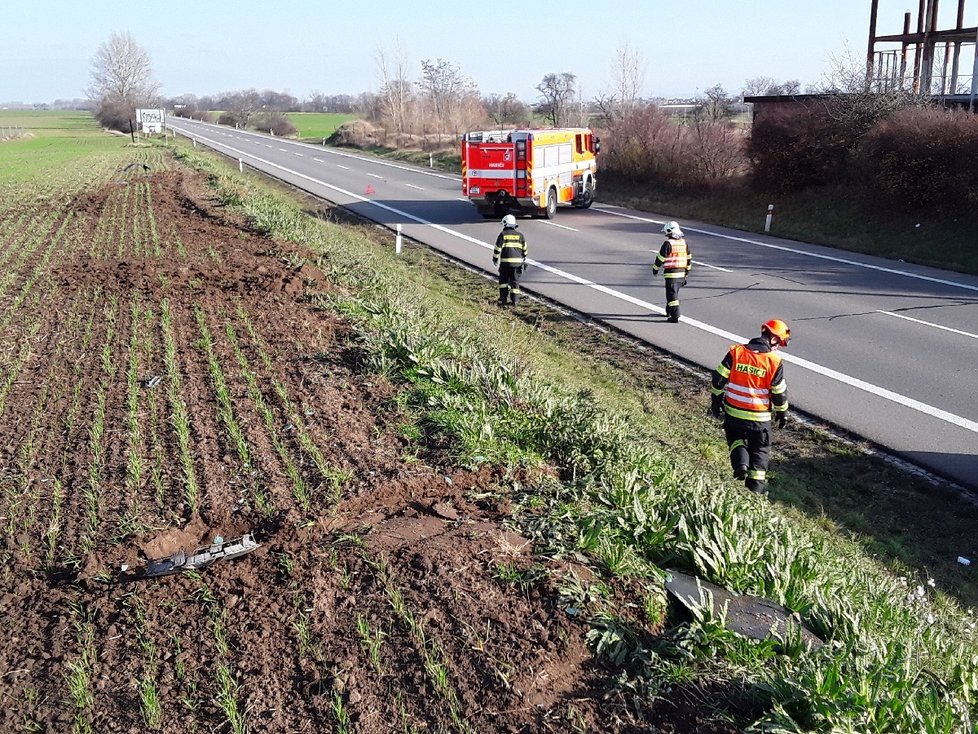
left=498, top=264, right=523, bottom=305
left=664, top=277, right=685, bottom=321
left=723, top=417, right=771, bottom=493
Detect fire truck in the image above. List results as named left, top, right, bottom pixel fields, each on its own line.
left=461, top=127, right=600, bottom=219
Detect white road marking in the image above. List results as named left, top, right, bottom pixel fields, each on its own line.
left=542, top=220, right=579, bottom=232
left=278, top=148, right=288, bottom=152
left=877, top=310, right=978, bottom=339
left=595, top=205, right=978, bottom=294
left=405, top=183, right=424, bottom=190
left=367, top=173, right=384, bottom=179
left=313, top=158, right=324, bottom=163
left=165, top=127, right=978, bottom=435
left=337, top=165, right=350, bottom=170
left=691, top=260, right=731, bottom=272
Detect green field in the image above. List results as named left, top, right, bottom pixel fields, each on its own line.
left=285, top=111, right=358, bottom=140
left=0, top=110, right=137, bottom=186
left=1, top=110, right=977, bottom=731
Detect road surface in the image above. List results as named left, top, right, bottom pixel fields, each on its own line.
left=167, top=118, right=978, bottom=490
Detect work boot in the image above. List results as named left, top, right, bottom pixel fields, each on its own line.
left=733, top=465, right=748, bottom=481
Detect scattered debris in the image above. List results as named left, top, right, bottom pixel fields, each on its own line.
left=665, top=569, right=824, bottom=651
left=958, top=556, right=971, bottom=566
left=143, top=533, right=260, bottom=578
left=139, top=375, right=162, bottom=389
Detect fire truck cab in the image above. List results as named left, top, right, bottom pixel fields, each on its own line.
left=461, top=127, right=600, bottom=219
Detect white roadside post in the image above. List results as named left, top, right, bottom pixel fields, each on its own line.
left=192, top=139, right=197, bottom=148
left=429, top=153, right=434, bottom=168
left=238, top=159, right=244, bottom=173
left=764, top=204, right=774, bottom=233
left=395, top=224, right=403, bottom=255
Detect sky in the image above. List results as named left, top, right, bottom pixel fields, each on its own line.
left=0, top=1, right=963, bottom=105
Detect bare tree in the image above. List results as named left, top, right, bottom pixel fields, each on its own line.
left=484, top=93, right=530, bottom=127
left=696, top=84, right=734, bottom=122
left=536, top=72, right=577, bottom=127
left=374, top=38, right=412, bottom=133
left=596, top=42, right=646, bottom=123
left=87, top=31, right=160, bottom=130
left=743, top=76, right=801, bottom=97
left=417, top=58, right=476, bottom=134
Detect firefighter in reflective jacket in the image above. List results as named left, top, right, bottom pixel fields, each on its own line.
left=493, top=214, right=527, bottom=306
left=710, top=319, right=791, bottom=494
left=651, top=220, right=691, bottom=323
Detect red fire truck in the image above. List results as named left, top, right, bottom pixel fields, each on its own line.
left=461, top=127, right=600, bottom=219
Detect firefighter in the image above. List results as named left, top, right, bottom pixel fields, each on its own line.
left=493, top=214, right=527, bottom=306
left=651, top=220, right=692, bottom=323
left=710, top=319, right=791, bottom=494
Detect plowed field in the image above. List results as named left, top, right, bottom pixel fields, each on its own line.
left=0, top=158, right=753, bottom=733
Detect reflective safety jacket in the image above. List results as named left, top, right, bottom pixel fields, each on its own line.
left=711, top=337, right=788, bottom=423
left=652, top=237, right=691, bottom=279
left=493, top=229, right=527, bottom=266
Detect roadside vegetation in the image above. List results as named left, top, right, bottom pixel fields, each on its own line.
left=3, top=110, right=977, bottom=732
left=177, top=137, right=978, bottom=731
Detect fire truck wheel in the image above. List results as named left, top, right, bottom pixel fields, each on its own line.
left=576, top=181, right=594, bottom=209
left=544, top=188, right=557, bottom=219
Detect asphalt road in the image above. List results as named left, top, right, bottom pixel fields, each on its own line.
left=167, top=118, right=978, bottom=490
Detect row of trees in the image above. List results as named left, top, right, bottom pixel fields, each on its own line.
left=86, top=32, right=974, bottom=213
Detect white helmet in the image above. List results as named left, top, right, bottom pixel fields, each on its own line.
left=501, top=214, right=517, bottom=228
left=661, top=220, right=682, bottom=236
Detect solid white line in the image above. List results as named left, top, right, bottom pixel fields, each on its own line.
left=542, top=221, right=579, bottom=232
left=595, top=205, right=978, bottom=293
left=877, top=310, right=978, bottom=339
left=405, top=183, right=424, bottom=190
left=167, top=127, right=978, bottom=435
left=691, top=259, right=731, bottom=272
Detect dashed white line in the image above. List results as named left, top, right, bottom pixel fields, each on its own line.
left=367, top=173, right=383, bottom=179
left=691, top=260, right=732, bottom=272
left=542, top=220, right=578, bottom=232
left=877, top=310, right=978, bottom=339
left=405, top=183, right=424, bottom=190
left=162, top=128, right=978, bottom=435
left=596, top=205, right=978, bottom=293
left=337, top=165, right=350, bottom=170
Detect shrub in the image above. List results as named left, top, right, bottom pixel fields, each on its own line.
left=248, top=110, right=297, bottom=137
left=854, top=106, right=978, bottom=214
left=601, top=105, right=747, bottom=192
left=747, top=104, right=851, bottom=192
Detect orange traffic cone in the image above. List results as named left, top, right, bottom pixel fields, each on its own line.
left=364, top=184, right=375, bottom=195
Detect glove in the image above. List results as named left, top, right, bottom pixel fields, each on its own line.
left=682, top=276, right=688, bottom=286
left=774, top=412, right=787, bottom=429
left=710, top=396, right=723, bottom=419
left=492, top=259, right=498, bottom=267
left=652, top=268, right=659, bottom=277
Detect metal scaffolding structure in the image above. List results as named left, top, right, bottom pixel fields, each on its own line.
left=866, top=0, right=978, bottom=108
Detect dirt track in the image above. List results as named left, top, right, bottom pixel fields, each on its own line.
left=0, top=164, right=762, bottom=732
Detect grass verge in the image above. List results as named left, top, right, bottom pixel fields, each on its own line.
left=173, top=140, right=978, bottom=732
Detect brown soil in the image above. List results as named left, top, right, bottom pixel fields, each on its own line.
left=0, top=164, right=763, bottom=732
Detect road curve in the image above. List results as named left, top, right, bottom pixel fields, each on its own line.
left=167, top=118, right=978, bottom=490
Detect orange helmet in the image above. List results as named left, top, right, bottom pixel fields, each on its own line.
left=762, top=319, right=791, bottom=346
